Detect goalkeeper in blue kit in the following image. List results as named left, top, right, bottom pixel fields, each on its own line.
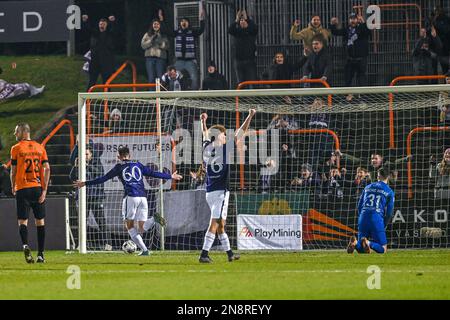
left=347, top=167, right=394, bottom=254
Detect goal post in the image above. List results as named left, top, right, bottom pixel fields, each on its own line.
left=76, top=85, right=450, bottom=253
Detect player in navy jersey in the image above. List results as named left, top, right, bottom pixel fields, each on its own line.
left=74, top=146, right=182, bottom=255
left=347, top=167, right=394, bottom=254
left=199, top=109, right=256, bottom=263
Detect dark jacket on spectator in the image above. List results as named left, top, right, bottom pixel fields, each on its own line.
left=262, top=57, right=307, bottom=87
left=69, top=140, right=103, bottom=166
left=161, top=71, right=187, bottom=91
left=303, top=48, right=331, bottom=79
left=290, top=172, right=321, bottom=190
left=85, top=21, right=117, bottom=70
left=330, top=22, right=371, bottom=58
left=228, top=19, right=258, bottom=61
left=0, top=164, right=12, bottom=196
left=413, top=39, right=438, bottom=76
left=70, top=159, right=105, bottom=200
left=433, top=13, right=450, bottom=55
left=202, top=71, right=229, bottom=90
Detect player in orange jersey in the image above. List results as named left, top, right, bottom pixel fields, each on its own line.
left=10, top=123, right=51, bottom=263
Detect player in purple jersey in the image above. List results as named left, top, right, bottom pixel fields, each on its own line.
left=199, top=109, right=256, bottom=263
left=74, top=146, right=182, bottom=255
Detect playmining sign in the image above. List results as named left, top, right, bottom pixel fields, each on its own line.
left=0, top=0, right=80, bottom=43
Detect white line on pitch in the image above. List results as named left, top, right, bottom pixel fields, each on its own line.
left=1, top=269, right=449, bottom=274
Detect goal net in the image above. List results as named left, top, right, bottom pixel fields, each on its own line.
left=75, top=85, right=450, bottom=253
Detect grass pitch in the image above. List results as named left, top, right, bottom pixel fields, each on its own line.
left=0, top=250, right=449, bottom=300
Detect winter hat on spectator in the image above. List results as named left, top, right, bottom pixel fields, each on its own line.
left=349, top=12, right=357, bottom=19
left=301, top=163, right=313, bottom=172
left=110, top=108, right=122, bottom=120
left=208, top=61, right=217, bottom=68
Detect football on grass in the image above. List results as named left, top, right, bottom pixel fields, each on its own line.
left=122, top=240, right=137, bottom=254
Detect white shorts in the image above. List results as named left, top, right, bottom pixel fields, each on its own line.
left=122, top=196, right=148, bottom=221
left=206, top=190, right=230, bottom=220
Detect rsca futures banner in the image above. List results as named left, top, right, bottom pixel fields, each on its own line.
left=237, top=215, right=302, bottom=250
left=0, top=0, right=80, bottom=43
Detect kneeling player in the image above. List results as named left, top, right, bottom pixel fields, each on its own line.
left=348, top=167, right=394, bottom=254
left=74, top=146, right=182, bottom=255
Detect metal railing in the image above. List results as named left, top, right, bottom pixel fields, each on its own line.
left=406, top=126, right=450, bottom=199
left=354, top=3, right=422, bottom=54
left=388, top=75, right=447, bottom=149
left=4, top=119, right=75, bottom=169
left=86, top=83, right=157, bottom=135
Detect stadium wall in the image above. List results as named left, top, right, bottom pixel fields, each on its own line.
left=0, top=197, right=68, bottom=251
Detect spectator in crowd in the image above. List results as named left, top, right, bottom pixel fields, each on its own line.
left=431, top=6, right=450, bottom=74
left=0, top=162, right=12, bottom=197
left=439, top=97, right=450, bottom=125
left=325, top=166, right=345, bottom=198
left=77, top=13, right=92, bottom=54
left=262, top=51, right=307, bottom=104
left=267, top=114, right=299, bottom=130
left=267, top=114, right=298, bottom=190
left=201, top=61, right=229, bottom=90
left=307, top=98, right=332, bottom=170
left=104, top=108, right=124, bottom=134
left=69, top=135, right=104, bottom=167
left=259, top=158, right=278, bottom=193
left=167, top=11, right=205, bottom=90
left=353, top=166, right=371, bottom=198
left=339, top=151, right=408, bottom=183
left=70, top=145, right=110, bottom=250
left=321, top=151, right=341, bottom=176
left=189, top=165, right=206, bottom=190
left=161, top=65, right=187, bottom=91
left=83, top=15, right=118, bottom=91
left=262, top=51, right=308, bottom=84
left=290, top=14, right=332, bottom=54
left=418, top=26, right=443, bottom=81
left=438, top=78, right=450, bottom=149
left=412, top=37, right=439, bottom=84
left=290, top=163, right=321, bottom=190
left=141, top=18, right=170, bottom=85
left=330, top=13, right=371, bottom=101
left=429, top=148, right=450, bottom=199
left=228, top=9, right=259, bottom=86
left=302, top=35, right=331, bottom=86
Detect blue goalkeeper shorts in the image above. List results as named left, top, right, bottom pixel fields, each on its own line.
left=358, top=212, right=387, bottom=246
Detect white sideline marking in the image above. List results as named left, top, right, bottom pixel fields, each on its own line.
left=1, top=269, right=449, bottom=274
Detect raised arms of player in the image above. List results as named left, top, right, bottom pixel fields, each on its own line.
left=73, top=164, right=120, bottom=188
left=200, top=113, right=209, bottom=141
left=142, top=166, right=182, bottom=181
left=235, top=109, right=256, bottom=142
